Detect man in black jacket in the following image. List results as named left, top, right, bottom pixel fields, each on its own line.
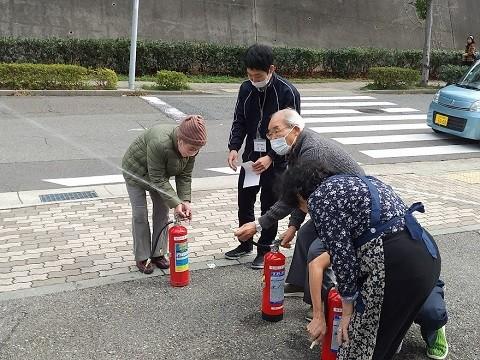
left=225, top=44, right=301, bottom=269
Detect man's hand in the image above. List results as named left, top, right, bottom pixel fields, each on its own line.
left=228, top=150, right=239, bottom=172
left=280, top=226, right=297, bottom=248
left=234, top=222, right=257, bottom=241
left=174, top=202, right=192, bottom=220
left=252, top=155, right=272, bottom=174
left=307, top=313, right=327, bottom=345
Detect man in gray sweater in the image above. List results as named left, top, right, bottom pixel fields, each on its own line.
left=235, top=108, right=364, bottom=297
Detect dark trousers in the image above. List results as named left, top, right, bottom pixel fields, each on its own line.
left=372, top=230, right=441, bottom=359
left=414, top=279, right=448, bottom=346
left=285, top=219, right=316, bottom=287
left=237, top=166, right=281, bottom=255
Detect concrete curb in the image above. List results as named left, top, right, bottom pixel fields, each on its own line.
left=0, top=175, right=239, bottom=210
left=0, top=89, right=211, bottom=97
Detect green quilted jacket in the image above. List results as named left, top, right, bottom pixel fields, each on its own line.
left=122, top=124, right=195, bottom=208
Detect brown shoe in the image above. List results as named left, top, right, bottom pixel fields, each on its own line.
left=152, top=256, right=169, bottom=269
left=136, top=260, right=154, bottom=274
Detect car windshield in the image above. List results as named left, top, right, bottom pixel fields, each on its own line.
left=456, top=62, right=480, bottom=90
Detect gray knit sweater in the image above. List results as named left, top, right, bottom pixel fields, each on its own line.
left=258, top=128, right=365, bottom=230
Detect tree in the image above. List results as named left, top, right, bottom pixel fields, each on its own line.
left=415, top=0, right=435, bottom=86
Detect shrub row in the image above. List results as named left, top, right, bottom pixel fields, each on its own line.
left=0, top=63, right=118, bottom=90
left=368, top=67, right=421, bottom=89
left=155, top=70, right=189, bottom=90
left=437, top=64, right=470, bottom=84
left=0, top=37, right=464, bottom=78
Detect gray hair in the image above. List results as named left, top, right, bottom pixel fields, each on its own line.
left=284, top=109, right=305, bottom=130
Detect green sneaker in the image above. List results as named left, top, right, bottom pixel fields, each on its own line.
left=426, top=326, right=449, bottom=360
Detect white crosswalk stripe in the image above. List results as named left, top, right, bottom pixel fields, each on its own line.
left=311, top=123, right=430, bottom=133
left=301, top=96, right=375, bottom=101
left=303, top=114, right=427, bottom=124
left=361, top=145, right=480, bottom=158
left=302, top=101, right=396, bottom=108
left=333, top=133, right=451, bottom=145
left=382, top=107, right=420, bottom=113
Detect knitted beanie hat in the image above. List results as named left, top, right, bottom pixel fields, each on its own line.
left=177, top=115, right=207, bottom=147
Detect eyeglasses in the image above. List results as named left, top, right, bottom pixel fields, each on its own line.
left=266, top=126, right=293, bottom=140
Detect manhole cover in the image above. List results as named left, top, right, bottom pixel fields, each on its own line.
left=357, top=108, right=385, bottom=114
left=39, top=191, right=98, bottom=203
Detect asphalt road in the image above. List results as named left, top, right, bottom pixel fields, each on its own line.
left=0, top=231, right=479, bottom=360
left=0, top=92, right=479, bottom=192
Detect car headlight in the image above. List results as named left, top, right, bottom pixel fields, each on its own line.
left=432, top=91, right=440, bottom=103
left=470, top=100, right=480, bottom=111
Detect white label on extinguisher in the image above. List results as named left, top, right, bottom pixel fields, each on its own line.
left=331, top=314, right=342, bottom=352
left=269, top=267, right=285, bottom=310
left=175, top=242, right=189, bottom=272
left=174, top=235, right=187, bottom=241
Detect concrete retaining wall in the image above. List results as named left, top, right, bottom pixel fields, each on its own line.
left=1, top=0, right=479, bottom=50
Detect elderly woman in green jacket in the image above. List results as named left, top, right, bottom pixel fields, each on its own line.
left=122, top=115, right=207, bottom=274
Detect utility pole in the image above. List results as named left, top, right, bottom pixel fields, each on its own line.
left=128, top=0, right=139, bottom=90
left=421, top=0, right=434, bottom=86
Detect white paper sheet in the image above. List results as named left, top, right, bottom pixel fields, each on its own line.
left=241, top=161, right=260, bottom=188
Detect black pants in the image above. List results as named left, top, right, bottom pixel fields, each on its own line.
left=414, top=279, right=448, bottom=347
left=236, top=166, right=281, bottom=255
left=372, top=230, right=441, bottom=359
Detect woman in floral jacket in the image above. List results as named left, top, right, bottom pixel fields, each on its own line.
left=281, top=161, right=441, bottom=360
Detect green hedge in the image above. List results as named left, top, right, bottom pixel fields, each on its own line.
left=0, top=63, right=118, bottom=90
left=368, top=67, right=421, bottom=89
left=0, top=37, right=464, bottom=78
left=155, top=70, right=189, bottom=90
left=438, top=64, right=469, bottom=84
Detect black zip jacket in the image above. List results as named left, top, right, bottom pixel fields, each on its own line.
left=228, top=73, right=301, bottom=166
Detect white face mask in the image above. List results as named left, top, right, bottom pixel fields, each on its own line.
left=270, top=128, right=294, bottom=155
left=251, top=72, right=272, bottom=90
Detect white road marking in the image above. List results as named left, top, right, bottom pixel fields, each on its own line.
left=301, top=96, right=376, bottom=101
left=311, top=123, right=430, bottom=133
left=140, top=96, right=186, bottom=122
left=44, top=175, right=125, bottom=187
left=361, top=145, right=480, bottom=158
left=302, top=114, right=427, bottom=123
left=382, top=107, right=420, bottom=113
left=302, top=101, right=396, bottom=108
left=333, top=133, right=451, bottom=144
left=301, top=109, right=361, bottom=115
left=205, top=167, right=240, bottom=175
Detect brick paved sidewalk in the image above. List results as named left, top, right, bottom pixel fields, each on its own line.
left=1, top=171, right=480, bottom=297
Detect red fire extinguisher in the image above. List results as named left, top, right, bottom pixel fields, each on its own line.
left=261, top=239, right=286, bottom=322
left=321, top=288, right=343, bottom=360
left=168, top=220, right=190, bottom=287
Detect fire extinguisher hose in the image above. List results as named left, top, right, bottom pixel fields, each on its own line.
left=145, top=220, right=174, bottom=268
left=251, top=238, right=282, bottom=251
